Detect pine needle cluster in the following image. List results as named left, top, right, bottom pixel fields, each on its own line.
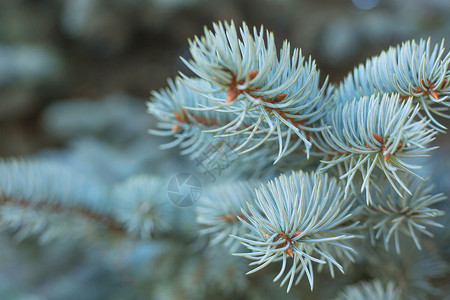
left=147, top=21, right=448, bottom=295
left=1, top=20, right=448, bottom=299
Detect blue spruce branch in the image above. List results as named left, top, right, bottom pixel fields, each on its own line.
left=1, top=19, right=448, bottom=299
left=233, top=171, right=358, bottom=292
left=112, top=175, right=174, bottom=239
left=196, top=180, right=259, bottom=252
left=333, top=280, right=401, bottom=300
left=148, top=77, right=276, bottom=176
left=362, top=176, right=445, bottom=253
left=180, top=21, right=332, bottom=161
left=147, top=22, right=449, bottom=295
left=315, top=94, right=436, bottom=203
left=0, top=159, right=124, bottom=242
left=336, top=38, right=450, bottom=131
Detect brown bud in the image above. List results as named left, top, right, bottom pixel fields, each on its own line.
left=248, top=70, right=259, bottom=80
left=373, top=133, right=383, bottom=144
left=286, top=245, right=294, bottom=258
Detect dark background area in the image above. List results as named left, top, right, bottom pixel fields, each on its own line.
left=1, top=0, right=449, bottom=157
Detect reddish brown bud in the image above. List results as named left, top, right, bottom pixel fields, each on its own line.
left=429, top=89, right=439, bottom=99
left=274, top=93, right=288, bottom=102
left=286, top=245, right=294, bottom=258
left=293, top=230, right=303, bottom=237
left=226, top=87, right=239, bottom=103
left=373, top=133, right=383, bottom=144
left=248, top=70, right=259, bottom=80
left=174, top=111, right=185, bottom=123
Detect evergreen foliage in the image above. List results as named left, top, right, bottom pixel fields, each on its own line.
left=196, top=180, right=258, bottom=252
left=233, top=171, right=357, bottom=292
left=333, top=280, right=401, bottom=300
left=316, top=94, right=436, bottom=202
left=1, top=20, right=449, bottom=299
left=180, top=21, right=331, bottom=161
left=362, top=176, right=445, bottom=252
left=335, top=38, right=450, bottom=131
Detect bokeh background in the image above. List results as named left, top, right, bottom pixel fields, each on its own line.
left=0, top=0, right=449, bottom=299
left=1, top=0, right=450, bottom=156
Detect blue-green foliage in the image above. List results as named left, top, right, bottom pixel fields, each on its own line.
left=336, top=38, right=450, bottom=130
left=179, top=21, right=332, bottom=161
left=149, top=78, right=276, bottom=178
left=316, top=94, right=436, bottom=202
left=146, top=21, right=449, bottom=297
left=334, top=280, right=401, bottom=300
left=0, top=159, right=108, bottom=210
left=0, top=159, right=111, bottom=243
left=112, top=175, right=173, bottom=238
left=196, top=180, right=258, bottom=252
left=1, top=21, right=449, bottom=300
left=362, top=176, right=445, bottom=253
left=234, top=171, right=357, bottom=292
left=366, top=243, right=448, bottom=300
